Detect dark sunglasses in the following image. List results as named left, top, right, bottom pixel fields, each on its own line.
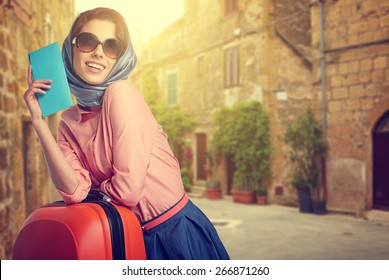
left=72, top=32, right=123, bottom=59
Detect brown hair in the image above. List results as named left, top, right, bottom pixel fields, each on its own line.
left=71, top=7, right=130, bottom=50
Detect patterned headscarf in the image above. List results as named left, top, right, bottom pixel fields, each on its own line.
left=62, top=16, right=137, bottom=107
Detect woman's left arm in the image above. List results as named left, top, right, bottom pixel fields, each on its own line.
left=99, top=81, right=158, bottom=206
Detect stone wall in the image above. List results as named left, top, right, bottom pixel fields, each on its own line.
left=0, top=0, right=74, bottom=260
left=315, top=0, right=389, bottom=212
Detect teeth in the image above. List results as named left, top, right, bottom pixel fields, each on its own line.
left=87, top=62, right=105, bottom=70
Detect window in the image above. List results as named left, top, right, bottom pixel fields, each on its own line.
left=225, top=0, right=238, bottom=16
left=224, top=46, right=240, bottom=88
left=167, top=72, right=177, bottom=105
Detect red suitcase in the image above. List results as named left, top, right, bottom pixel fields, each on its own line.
left=12, top=191, right=146, bottom=260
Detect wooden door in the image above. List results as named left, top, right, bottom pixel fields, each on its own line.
left=373, top=112, right=389, bottom=210
left=196, top=133, right=207, bottom=180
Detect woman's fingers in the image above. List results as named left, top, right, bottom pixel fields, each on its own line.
left=30, top=80, right=52, bottom=95
left=24, top=65, right=53, bottom=119
left=33, top=80, right=52, bottom=87
left=28, top=65, right=52, bottom=88
left=23, top=80, right=52, bottom=102
left=31, top=87, right=47, bottom=95
left=33, top=81, right=52, bottom=91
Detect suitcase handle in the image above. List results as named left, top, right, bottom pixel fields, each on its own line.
left=85, top=190, right=112, bottom=202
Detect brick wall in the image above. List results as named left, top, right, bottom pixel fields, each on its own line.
left=0, top=0, right=74, bottom=260
left=316, top=0, right=389, bottom=212
left=0, top=4, right=25, bottom=260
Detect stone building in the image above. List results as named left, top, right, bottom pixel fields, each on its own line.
left=133, top=0, right=389, bottom=213
left=0, top=0, right=74, bottom=259
left=320, top=0, right=389, bottom=213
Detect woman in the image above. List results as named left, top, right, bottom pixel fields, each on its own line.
left=23, top=7, right=229, bottom=260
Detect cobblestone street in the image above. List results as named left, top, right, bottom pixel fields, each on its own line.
left=191, top=196, right=389, bottom=260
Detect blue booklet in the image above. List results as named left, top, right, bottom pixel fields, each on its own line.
left=29, top=42, right=73, bottom=118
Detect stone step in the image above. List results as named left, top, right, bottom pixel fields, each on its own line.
left=365, top=210, right=389, bottom=222
left=187, top=183, right=206, bottom=198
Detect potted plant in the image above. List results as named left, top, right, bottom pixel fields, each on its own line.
left=180, top=168, right=192, bottom=193
left=212, top=101, right=272, bottom=204
left=255, top=187, right=268, bottom=205
left=283, top=107, right=327, bottom=214
left=205, top=179, right=222, bottom=200
left=204, top=152, right=222, bottom=200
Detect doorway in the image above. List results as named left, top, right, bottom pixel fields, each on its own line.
left=373, top=111, right=389, bottom=210
left=196, top=133, right=207, bottom=181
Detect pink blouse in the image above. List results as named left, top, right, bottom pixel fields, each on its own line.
left=56, top=80, right=185, bottom=222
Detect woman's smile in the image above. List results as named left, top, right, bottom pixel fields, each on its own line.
left=85, top=61, right=106, bottom=72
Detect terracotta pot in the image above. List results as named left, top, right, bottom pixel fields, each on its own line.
left=232, top=190, right=255, bottom=204
left=206, top=188, right=222, bottom=200
left=256, top=195, right=267, bottom=205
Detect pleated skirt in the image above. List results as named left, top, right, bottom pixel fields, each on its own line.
left=142, top=200, right=230, bottom=260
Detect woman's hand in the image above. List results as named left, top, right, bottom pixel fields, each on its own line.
left=23, top=65, right=52, bottom=123
left=22, top=65, right=79, bottom=198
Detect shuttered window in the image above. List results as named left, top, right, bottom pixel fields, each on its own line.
left=224, top=46, right=240, bottom=88
left=225, top=0, right=238, bottom=16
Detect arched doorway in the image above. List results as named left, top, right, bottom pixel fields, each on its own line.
left=373, top=111, right=389, bottom=210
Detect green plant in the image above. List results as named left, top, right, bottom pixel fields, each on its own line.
left=154, top=104, right=194, bottom=148
left=212, top=101, right=272, bottom=192
left=206, top=179, right=220, bottom=189
left=256, top=187, right=268, bottom=196
left=283, top=107, right=327, bottom=201
left=180, top=168, right=192, bottom=192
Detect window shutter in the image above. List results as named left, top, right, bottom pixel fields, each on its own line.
left=232, top=47, right=239, bottom=86
left=224, top=46, right=239, bottom=88
left=225, top=49, right=232, bottom=87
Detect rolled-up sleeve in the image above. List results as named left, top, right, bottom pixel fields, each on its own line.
left=99, top=81, right=157, bottom=206
left=57, top=126, right=92, bottom=204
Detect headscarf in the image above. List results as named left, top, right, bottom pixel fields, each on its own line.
left=62, top=17, right=137, bottom=107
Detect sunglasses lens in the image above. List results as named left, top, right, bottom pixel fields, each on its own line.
left=104, top=39, right=122, bottom=59
left=77, top=33, right=98, bottom=53
left=76, top=33, right=122, bottom=59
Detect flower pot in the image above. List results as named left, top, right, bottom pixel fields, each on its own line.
left=232, top=190, right=255, bottom=204
left=256, top=195, right=267, bottom=205
left=297, top=188, right=313, bottom=213
left=206, top=188, right=222, bottom=200
left=312, top=200, right=327, bottom=215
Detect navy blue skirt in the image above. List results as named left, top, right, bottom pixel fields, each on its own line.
left=142, top=200, right=230, bottom=260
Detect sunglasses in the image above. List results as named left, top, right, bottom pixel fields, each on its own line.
left=72, top=32, right=123, bottom=59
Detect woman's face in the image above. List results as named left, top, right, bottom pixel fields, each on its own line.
left=72, top=20, right=117, bottom=85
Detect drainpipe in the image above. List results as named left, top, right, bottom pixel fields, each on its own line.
left=319, top=0, right=326, bottom=138
left=318, top=0, right=328, bottom=199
